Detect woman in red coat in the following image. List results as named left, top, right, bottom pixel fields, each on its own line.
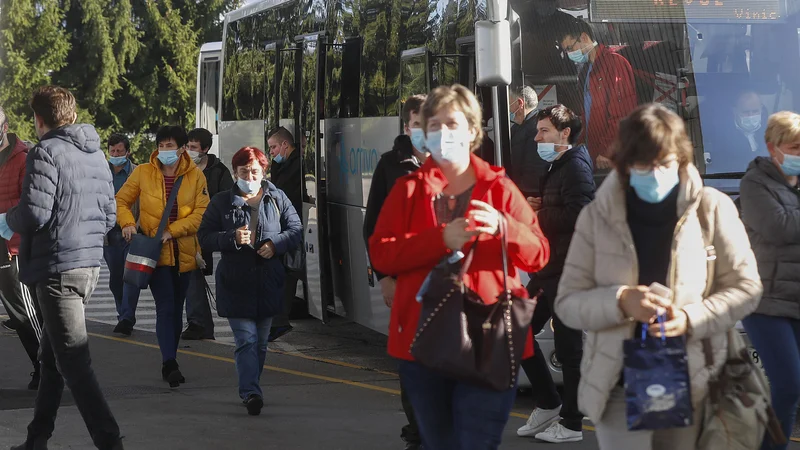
left=369, top=84, right=550, bottom=449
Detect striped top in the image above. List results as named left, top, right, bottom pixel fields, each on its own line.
left=163, top=175, right=179, bottom=223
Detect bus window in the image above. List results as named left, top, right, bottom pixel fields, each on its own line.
left=431, top=54, right=460, bottom=88
left=400, top=48, right=431, bottom=102
left=198, top=58, right=220, bottom=134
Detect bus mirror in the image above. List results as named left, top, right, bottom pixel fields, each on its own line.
left=475, top=20, right=511, bottom=87
left=485, top=0, right=507, bottom=21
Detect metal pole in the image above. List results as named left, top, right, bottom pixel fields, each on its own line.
left=492, top=86, right=503, bottom=166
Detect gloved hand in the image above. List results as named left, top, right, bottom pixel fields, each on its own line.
left=0, top=214, right=13, bottom=240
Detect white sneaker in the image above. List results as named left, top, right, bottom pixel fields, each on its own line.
left=534, top=422, right=584, bottom=443
left=516, top=406, right=561, bottom=437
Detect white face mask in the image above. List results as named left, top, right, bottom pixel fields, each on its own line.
left=187, top=150, right=202, bottom=164
left=425, top=128, right=472, bottom=168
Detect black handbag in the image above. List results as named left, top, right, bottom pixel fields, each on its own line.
left=123, top=176, right=183, bottom=288
left=410, top=218, right=538, bottom=391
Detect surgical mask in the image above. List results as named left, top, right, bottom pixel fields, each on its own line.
left=567, top=41, right=596, bottom=65
left=157, top=150, right=179, bottom=166
left=187, top=150, right=202, bottom=164
left=629, top=166, right=680, bottom=204
left=737, top=114, right=761, bottom=133
left=778, top=150, right=800, bottom=176
left=410, top=127, right=426, bottom=151
left=273, top=153, right=285, bottom=164
left=426, top=128, right=471, bottom=167
left=537, top=143, right=571, bottom=163
left=109, top=156, right=127, bottom=167
left=509, top=105, right=520, bottom=123
left=237, top=178, right=262, bottom=195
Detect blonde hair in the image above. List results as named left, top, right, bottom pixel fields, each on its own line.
left=765, top=111, right=800, bottom=148
left=421, top=84, right=484, bottom=152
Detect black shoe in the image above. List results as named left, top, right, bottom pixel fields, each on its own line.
left=27, top=367, right=40, bottom=390
left=403, top=444, right=422, bottom=450
left=180, top=323, right=207, bottom=341
left=245, top=394, right=263, bottom=416
left=268, top=325, right=293, bottom=342
left=113, top=320, right=133, bottom=337
left=161, top=359, right=185, bottom=388
left=2, top=319, right=16, bottom=331
left=10, top=436, right=48, bottom=450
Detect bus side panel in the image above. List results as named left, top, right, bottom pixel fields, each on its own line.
left=324, top=116, right=400, bottom=335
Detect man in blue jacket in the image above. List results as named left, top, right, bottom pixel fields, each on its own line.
left=0, top=86, right=123, bottom=450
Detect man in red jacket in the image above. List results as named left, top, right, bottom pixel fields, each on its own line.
left=0, top=106, right=43, bottom=390
left=556, top=18, right=638, bottom=169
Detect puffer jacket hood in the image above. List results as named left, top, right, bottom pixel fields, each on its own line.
left=42, top=124, right=102, bottom=154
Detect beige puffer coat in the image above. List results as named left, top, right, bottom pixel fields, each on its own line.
left=554, top=165, right=762, bottom=423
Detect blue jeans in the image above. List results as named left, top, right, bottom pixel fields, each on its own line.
left=149, top=267, right=190, bottom=363
left=102, top=232, right=141, bottom=324
left=228, top=317, right=273, bottom=400
left=742, top=313, right=800, bottom=450
left=398, top=361, right=518, bottom=450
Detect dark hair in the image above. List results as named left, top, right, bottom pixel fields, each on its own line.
left=108, top=133, right=130, bottom=152
left=231, top=146, right=270, bottom=171
left=556, top=18, right=594, bottom=45
left=267, top=126, right=294, bottom=146
left=536, top=105, right=582, bottom=144
left=611, top=103, right=694, bottom=184
left=401, top=94, right=427, bottom=126
left=30, top=86, right=76, bottom=129
left=155, top=125, right=188, bottom=148
left=187, top=128, right=213, bottom=151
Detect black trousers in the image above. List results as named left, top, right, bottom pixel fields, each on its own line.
left=400, top=379, right=421, bottom=444
left=521, top=276, right=584, bottom=432
left=0, top=255, right=42, bottom=368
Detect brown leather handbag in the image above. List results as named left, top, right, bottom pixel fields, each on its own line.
left=410, top=218, right=538, bottom=391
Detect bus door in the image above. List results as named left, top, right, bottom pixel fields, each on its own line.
left=296, top=32, right=332, bottom=322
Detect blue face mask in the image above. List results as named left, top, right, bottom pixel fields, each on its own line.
left=426, top=128, right=471, bottom=168
left=237, top=178, right=262, bottom=195
left=779, top=151, right=800, bottom=176
left=273, top=154, right=285, bottom=164
left=737, top=114, right=762, bottom=133
left=629, top=165, right=680, bottom=204
left=157, top=150, right=179, bottom=166
left=567, top=41, right=595, bottom=64
left=109, top=156, right=127, bottom=167
left=537, top=143, right=570, bottom=163
left=409, top=128, right=426, bottom=152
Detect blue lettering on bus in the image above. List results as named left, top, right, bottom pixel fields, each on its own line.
left=335, top=140, right=379, bottom=184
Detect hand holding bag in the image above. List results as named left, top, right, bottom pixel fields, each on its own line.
left=623, top=315, right=693, bottom=431
left=123, top=176, right=184, bottom=288
left=410, top=217, right=538, bottom=391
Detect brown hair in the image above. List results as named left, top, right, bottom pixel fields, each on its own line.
left=536, top=104, right=582, bottom=145
left=611, top=103, right=693, bottom=183
left=267, top=126, right=294, bottom=145
left=421, top=84, right=484, bottom=152
left=401, top=94, right=427, bottom=126
left=30, top=86, right=76, bottom=129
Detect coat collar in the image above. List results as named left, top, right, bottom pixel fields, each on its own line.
left=415, top=153, right=505, bottom=197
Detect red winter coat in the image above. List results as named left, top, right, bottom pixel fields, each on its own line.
left=369, top=153, right=550, bottom=361
left=582, top=44, right=638, bottom=163
left=0, top=135, right=29, bottom=255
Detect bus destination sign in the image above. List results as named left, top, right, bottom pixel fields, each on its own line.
left=590, top=0, right=786, bottom=23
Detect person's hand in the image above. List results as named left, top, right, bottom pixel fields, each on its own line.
left=597, top=155, right=613, bottom=170
left=650, top=305, right=690, bottom=338
left=467, top=200, right=501, bottom=236
left=443, top=218, right=479, bottom=252
left=122, top=226, right=137, bottom=242
left=257, top=241, right=276, bottom=259
left=161, top=231, right=173, bottom=243
left=379, top=277, right=396, bottom=308
left=618, top=286, right=668, bottom=324
left=527, top=197, right=542, bottom=211
left=235, top=225, right=251, bottom=246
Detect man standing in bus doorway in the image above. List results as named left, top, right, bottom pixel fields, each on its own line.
left=267, top=126, right=304, bottom=342
left=181, top=127, right=234, bottom=341
left=3, top=86, right=123, bottom=450
left=508, top=85, right=547, bottom=202
left=556, top=18, right=637, bottom=169
left=106, top=134, right=142, bottom=337
left=363, top=94, right=427, bottom=450
left=0, top=105, right=43, bottom=390
left=516, top=105, right=594, bottom=444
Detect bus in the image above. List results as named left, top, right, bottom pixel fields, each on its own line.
left=200, top=0, right=797, bottom=382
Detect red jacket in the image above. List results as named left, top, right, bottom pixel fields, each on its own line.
left=0, top=135, right=29, bottom=255
left=582, top=44, right=637, bottom=163
left=369, top=154, right=550, bottom=361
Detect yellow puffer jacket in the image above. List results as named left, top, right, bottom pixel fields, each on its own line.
left=116, top=150, right=210, bottom=272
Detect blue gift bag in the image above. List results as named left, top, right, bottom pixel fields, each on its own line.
left=623, top=315, right=693, bottom=431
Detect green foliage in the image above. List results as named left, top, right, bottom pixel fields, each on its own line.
left=0, top=0, right=241, bottom=162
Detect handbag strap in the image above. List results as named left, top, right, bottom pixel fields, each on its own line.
left=499, top=215, right=510, bottom=295
left=156, top=175, right=184, bottom=240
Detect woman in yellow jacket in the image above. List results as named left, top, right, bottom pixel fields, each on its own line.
left=116, top=126, right=210, bottom=387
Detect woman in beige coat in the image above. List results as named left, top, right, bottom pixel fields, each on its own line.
left=554, top=104, right=762, bottom=449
